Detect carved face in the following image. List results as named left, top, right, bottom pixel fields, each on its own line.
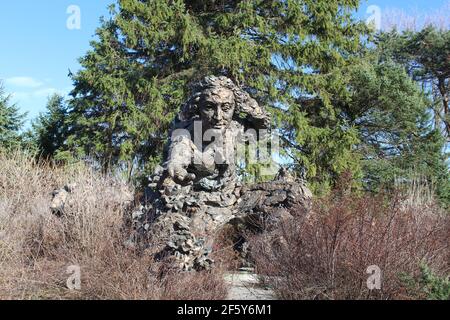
left=199, top=87, right=235, bottom=130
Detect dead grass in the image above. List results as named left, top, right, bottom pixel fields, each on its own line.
left=0, top=149, right=227, bottom=300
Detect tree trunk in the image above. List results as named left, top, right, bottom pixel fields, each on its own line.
left=438, top=77, right=449, bottom=139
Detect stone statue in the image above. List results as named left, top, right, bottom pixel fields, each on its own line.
left=133, top=76, right=311, bottom=271
left=163, top=77, right=268, bottom=188
left=159, top=76, right=269, bottom=230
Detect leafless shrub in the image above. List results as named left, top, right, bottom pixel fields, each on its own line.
left=250, top=179, right=449, bottom=300
left=211, top=224, right=245, bottom=271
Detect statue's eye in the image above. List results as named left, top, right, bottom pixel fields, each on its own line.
left=223, top=103, right=231, bottom=110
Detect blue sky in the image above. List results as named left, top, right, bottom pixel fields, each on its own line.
left=0, top=0, right=111, bottom=125
left=0, top=0, right=448, bottom=126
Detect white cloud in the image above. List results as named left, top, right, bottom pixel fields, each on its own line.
left=34, top=87, right=59, bottom=97
left=11, top=87, right=65, bottom=100
left=5, top=76, right=43, bottom=88
left=10, top=92, right=32, bottom=100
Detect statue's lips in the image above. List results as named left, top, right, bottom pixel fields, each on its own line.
left=203, top=123, right=228, bottom=129
left=211, top=122, right=228, bottom=128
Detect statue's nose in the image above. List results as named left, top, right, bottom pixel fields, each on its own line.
left=214, top=107, right=223, bottom=120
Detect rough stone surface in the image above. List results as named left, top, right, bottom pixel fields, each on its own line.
left=50, top=183, right=77, bottom=216
left=50, top=182, right=133, bottom=217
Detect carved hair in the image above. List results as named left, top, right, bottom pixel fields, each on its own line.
left=177, top=76, right=270, bottom=129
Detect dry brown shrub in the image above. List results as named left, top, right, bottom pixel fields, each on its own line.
left=211, top=224, right=245, bottom=271
left=250, top=181, right=449, bottom=300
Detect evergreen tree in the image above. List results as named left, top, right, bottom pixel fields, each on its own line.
left=68, top=0, right=368, bottom=190
left=377, top=27, right=450, bottom=139
left=31, top=94, right=70, bottom=160
left=0, top=82, right=25, bottom=150
left=338, top=57, right=449, bottom=204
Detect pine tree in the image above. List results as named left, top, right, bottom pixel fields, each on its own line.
left=337, top=54, right=449, bottom=205
left=0, top=82, right=25, bottom=150
left=31, top=94, right=70, bottom=161
left=372, top=28, right=450, bottom=205
left=377, top=27, right=450, bottom=139
left=68, top=0, right=368, bottom=189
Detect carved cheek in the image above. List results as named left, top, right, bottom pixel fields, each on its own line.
left=224, top=108, right=235, bottom=121
left=201, top=109, right=214, bottom=119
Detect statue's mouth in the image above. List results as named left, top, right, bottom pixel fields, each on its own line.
left=212, top=121, right=228, bottom=128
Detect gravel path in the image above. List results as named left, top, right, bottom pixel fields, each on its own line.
left=224, top=271, right=276, bottom=300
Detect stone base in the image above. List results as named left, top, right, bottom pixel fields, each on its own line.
left=132, top=177, right=312, bottom=271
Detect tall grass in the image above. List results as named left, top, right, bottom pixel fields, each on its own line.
left=394, top=174, right=437, bottom=209
left=0, top=149, right=227, bottom=300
